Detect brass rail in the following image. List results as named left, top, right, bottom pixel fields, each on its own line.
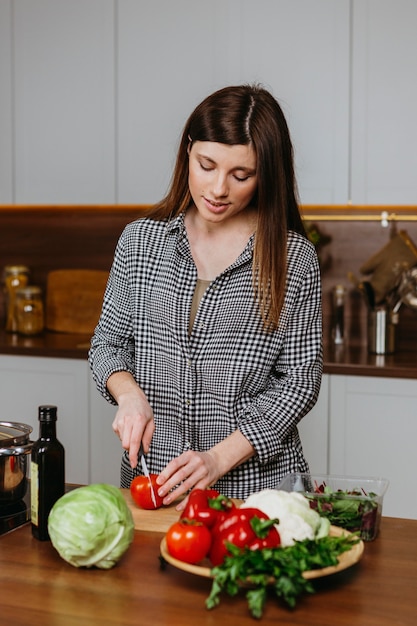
left=301, top=205, right=417, bottom=223
left=1, top=203, right=417, bottom=222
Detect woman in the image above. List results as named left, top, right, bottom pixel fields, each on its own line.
left=89, top=84, right=322, bottom=507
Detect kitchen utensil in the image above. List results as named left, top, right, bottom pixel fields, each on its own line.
left=359, top=230, right=417, bottom=304
left=398, top=266, right=417, bottom=310
left=0, top=422, right=33, bottom=505
left=347, top=272, right=375, bottom=310
left=368, top=307, right=396, bottom=355
left=362, top=281, right=375, bottom=309
left=332, top=285, right=345, bottom=344
left=139, top=443, right=157, bottom=508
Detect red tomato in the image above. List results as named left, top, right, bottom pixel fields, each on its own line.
left=130, top=474, right=164, bottom=510
left=166, top=519, right=212, bottom=564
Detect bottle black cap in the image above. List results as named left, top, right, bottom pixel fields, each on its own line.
left=38, top=405, right=58, bottom=422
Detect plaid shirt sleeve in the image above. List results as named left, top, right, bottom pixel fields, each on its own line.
left=89, top=214, right=323, bottom=499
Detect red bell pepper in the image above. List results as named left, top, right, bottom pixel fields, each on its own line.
left=209, top=507, right=281, bottom=566
left=180, top=488, right=235, bottom=529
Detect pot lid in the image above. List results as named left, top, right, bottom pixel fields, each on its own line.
left=0, top=422, right=33, bottom=447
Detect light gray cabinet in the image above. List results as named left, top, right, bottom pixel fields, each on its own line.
left=0, top=0, right=350, bottom=204
left=351, top=0, right=417, bottom=204
left=89, top=377, right=121, bottom=486
left=0, top=0, right=13, bottom=203
left=8, top=0, right=115, bottom=204
left=300, top=372, right=417, bottom=520
left=328, top=374, right=417, bottom=519
left=117, top=0, right=350, bottom=204
left=298, top=374, right=330, bottom=475
left=2, top=1, right=416, bottom=205
left=0, top=354, right=121, bottom=486
left=0, top=355, right=90, bottom=484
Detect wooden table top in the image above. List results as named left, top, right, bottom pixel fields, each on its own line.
left=1, top=516, right=416, bottom=626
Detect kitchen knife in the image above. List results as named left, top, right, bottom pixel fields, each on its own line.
left=139, top=443, right=158, bottom=508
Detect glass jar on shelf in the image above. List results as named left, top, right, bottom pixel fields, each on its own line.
left=3, top=265, right=30, bottom=332
left=15, top=285, right=44, bottom=336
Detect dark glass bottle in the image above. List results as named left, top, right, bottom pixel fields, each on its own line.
left=31, top=405, right=65, bottom=540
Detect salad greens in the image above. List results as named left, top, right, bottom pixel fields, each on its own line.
left=206, top=534, right=359, bottom=618
left=306, top=483, right=380, bottom=541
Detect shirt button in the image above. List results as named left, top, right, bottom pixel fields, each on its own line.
left=185, top=398, right=191, bottom=406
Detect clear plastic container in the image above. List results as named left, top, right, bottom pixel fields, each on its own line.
left=277, top=473, right=389, bottom=541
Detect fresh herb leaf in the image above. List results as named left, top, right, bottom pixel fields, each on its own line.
left=206, top=534, right=359, bottom=618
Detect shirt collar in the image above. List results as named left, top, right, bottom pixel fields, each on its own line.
left=165, top=211, right=255, bottom=266
left=165, top=211, right=185, bottom=235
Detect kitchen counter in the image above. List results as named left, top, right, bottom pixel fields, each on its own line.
left=0, top=328, right=92, bottom=359
left=1, top=515, right=415, bottom=626
left=1, top=328, right=417, bottom=378
left=323, top=341, right=417, bottom=379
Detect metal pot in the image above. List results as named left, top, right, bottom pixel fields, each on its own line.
left=0, top=422, right=33, bottom=506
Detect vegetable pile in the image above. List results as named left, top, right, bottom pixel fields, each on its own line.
left=306, top=482, right=380, bottom=541
left=48, top=484, right=134, bottom=569
left=164, top=488, right=359, bottom=618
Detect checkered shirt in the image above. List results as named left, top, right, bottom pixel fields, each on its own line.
left=89, top=213, right=323, bottom=499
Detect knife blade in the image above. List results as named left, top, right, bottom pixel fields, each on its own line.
left=139, top=443, right=158, bottom=508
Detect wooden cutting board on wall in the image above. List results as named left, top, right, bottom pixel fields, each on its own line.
left=46, top=269, right=109, bottom=334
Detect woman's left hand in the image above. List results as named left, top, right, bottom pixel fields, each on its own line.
left=156, top=431, right=255, bottom=509
left=156, top=450, right=220, bottom=509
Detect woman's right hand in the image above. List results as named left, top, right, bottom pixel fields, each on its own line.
left=107, top=371, right=155, bottom=469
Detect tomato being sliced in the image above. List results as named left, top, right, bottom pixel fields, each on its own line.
left=130, top=474, right=164, bottom=510
left=166, top=519, right=212, bottom=564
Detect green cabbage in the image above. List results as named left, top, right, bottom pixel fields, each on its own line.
left=48, top=484, right=134, bottom=569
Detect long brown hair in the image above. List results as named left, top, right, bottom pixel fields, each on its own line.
left=147, top=84, right=305, bottom=329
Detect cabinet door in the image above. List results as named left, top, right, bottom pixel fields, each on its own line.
left=351, top=0, right=417, bottom=203
left=0, top=0, right=12, bottom=203
left=89, top=378, right=121, bottom=486
left=12, top=0, right=115, bottom=203
left=329, top=374, right=417, bottom=519
left=117, top=0, right=232, bottom=203
left=231, top=0, right=350, bottom=205
left=298, top=374, right=329, bottom=474
left=0, top=355, right=89, bottom=484
left=117, top=0, right=350, bottom=204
